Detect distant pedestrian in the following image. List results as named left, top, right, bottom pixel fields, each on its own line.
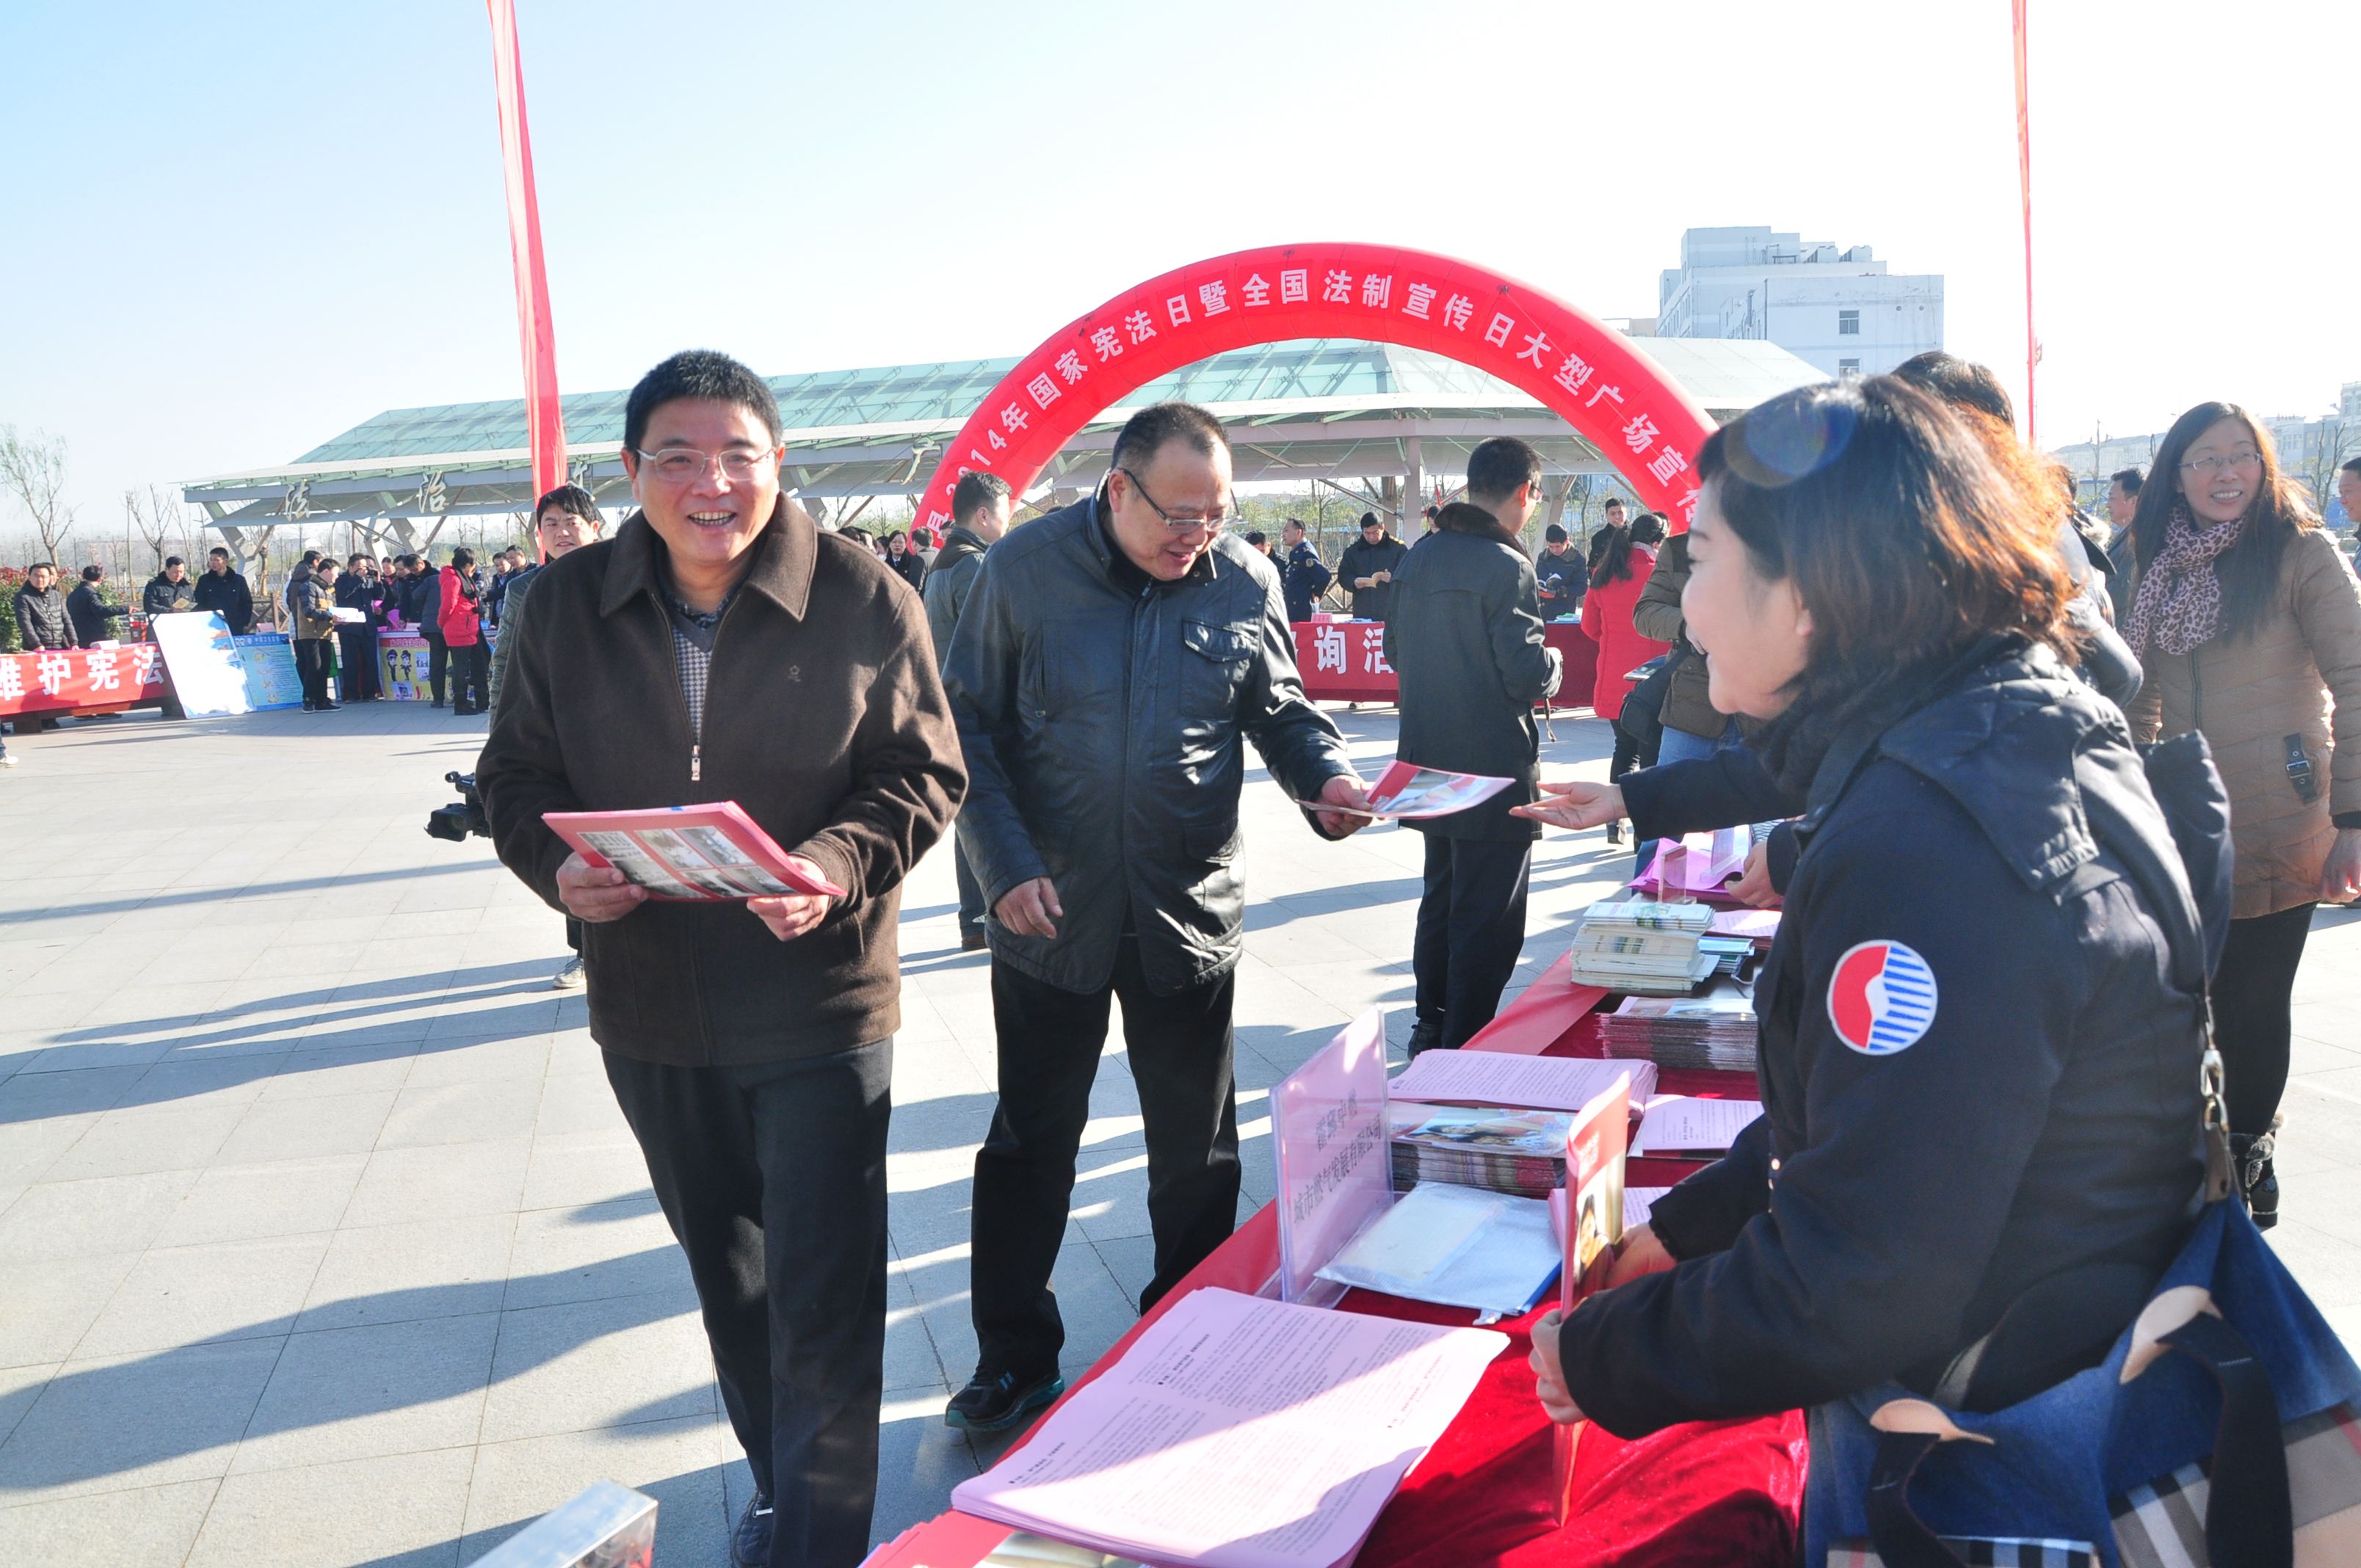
left=1534, top=523, right=1587, bottom=617
left=15, top=562, right=78, bottom=650
left=406, top=553, right=449, bottom=705
left=921, top=471, right=1012, bottom=951
left=1279, top=518, right=1331, bottom=622
left=2106, top=468, right=2146, bottom=623
left=191, top=548, right=255, bottom=634
left=1242, top=529, right=1271, bottom=560
left=1580, top=512, right=1671, bottom=804
left=1338, top=511, right=1408, bottom=620
left=439, top=546, right=488, bottom=716
left=290, top=556, right=341, bottom=711
left=336, top=553, right=382, bottom=700
left=66, top=565, right=128, bottom=646
left=885, top=528, right=926, bottom=593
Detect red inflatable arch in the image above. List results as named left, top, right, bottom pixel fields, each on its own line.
left=911, top=242, right=1716, bottom=537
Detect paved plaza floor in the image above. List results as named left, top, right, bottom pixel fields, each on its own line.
left=2, top=700, right=2357, bottom=1566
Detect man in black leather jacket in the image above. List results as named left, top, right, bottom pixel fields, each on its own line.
left=941, top=402, right=1368, bottom=1431
left=1385, top=438, right=1563, bottom=1053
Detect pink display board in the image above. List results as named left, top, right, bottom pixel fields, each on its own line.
left=1269, top=1009, right=1392, bottom=1304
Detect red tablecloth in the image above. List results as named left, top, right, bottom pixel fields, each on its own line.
left=862, top=953, right=1805, bottom=1568
left=1295, top=620, right=1597, bottom=707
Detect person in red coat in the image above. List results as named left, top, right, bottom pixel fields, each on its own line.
left=1580, top=512, right=1670, bottom=840
left=438, top=546, right=489, bottom=716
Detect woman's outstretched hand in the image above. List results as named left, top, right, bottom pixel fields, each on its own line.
left=1511, top=780, right=1625, bottom=832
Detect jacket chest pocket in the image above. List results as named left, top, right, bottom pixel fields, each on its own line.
left=1180, top=618, right=1257, bottom=719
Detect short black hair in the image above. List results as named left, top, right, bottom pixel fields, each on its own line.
left=1544, top=523, right=1568, bottom=544
left=623, top=349, right=782, bottom=455
left=2111, top=468, right=2144, bottom=495
left=952, top=470, right=1014, bottom=526
left=164, top=556, right=184, bottom=569
left=1467, top=436, right=1543, bottom=504
left=1109, top=401, right=1230, bottom=478
left=346, top=553, right=368, bottom=567
left=1283, top=517, right=1305, bottom=534
left=29, top=561, right=56, bottom=574
left=1244, top=531, right=1267, bottom=547
left=208, top=546, right=229, bottom=559
left=1423, top=504, right=1440, bottom=519
left=537, top=484, right=599, bottom=525
left=2342, top=456, right=2361, bottom=477
left=451, top=546, right=476, bottom=570
left=1603, top=496, right=1627, bottom=512
left=1893, top=350, right=2016, bottom=430
left=1360, top=511, right=1384, bottom=531
left=80, top=564, right=104, bottom=581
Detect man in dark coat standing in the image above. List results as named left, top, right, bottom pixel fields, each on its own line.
left=921, top=469, right=1012, bottom=951
left=1337, top=511, right=1410, bottom=620
left=1385, top=437, right=1561, bottom=1054
left=191, top=548, right=255, bottom=634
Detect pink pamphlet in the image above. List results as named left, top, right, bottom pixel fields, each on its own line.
left=1640, top=827, right=1751, bottom=896
left=1269, top=1009, right=1392, bottom=1304
left=1304, top=762, right=1515, bottom=821
left=1553, top=1074, right=1633, bottom=1524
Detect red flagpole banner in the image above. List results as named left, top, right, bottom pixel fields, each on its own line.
left=485, top=0, right=567, bottom=513
left=2014, top=0, right=2037, bottom=446
left=908, top=244, right=1716, bottom=542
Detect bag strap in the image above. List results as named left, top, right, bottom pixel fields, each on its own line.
left=1865, top=1430, right=1973, bottom=1568
left=2153, top=1309, right=2295, bottom=1567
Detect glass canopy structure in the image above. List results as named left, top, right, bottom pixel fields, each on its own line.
left=180, top=335, right=1824, bottom=549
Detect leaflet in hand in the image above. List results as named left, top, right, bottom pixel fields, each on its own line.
left=951, top=1286, right=1504, bottom=1568
left=542, top=802, right=844, bottom=902
left=1304, top=761, right=1514, bottom=820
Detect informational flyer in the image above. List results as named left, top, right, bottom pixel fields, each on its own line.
left=543, top=802, right=846, bottom=902
left=1307, top=761, right=1514, bottom=821
left=231, top=632, right=305, bottom=711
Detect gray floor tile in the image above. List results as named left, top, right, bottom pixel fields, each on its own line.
left=0, top=1112, right=98, bottom=1186
left=530, top=1070, right=632, bottom=1138
left=154, top=1154, right=369, bottom=1249
left=0, top=1253, right=139, bottom=1367
left=0, top=1336, right=283, bottom=1500
left=301, top=1213, right=518, bottom=1331
left=457, top=1415, right=727, bottom=1565
left=257, top=1041, right=419, bottom=1100
left=477, top=1291, right=714, bottom=1443
left=503, top=1197, right=689, bottom=1311
left=377, top=1078, right=543, bottom=1148
left=343, top=1138, right=532, bottom=1227
left=518, top=1130, right=650, bottom=1212
left=0, top=1361, right=57, bottom=1448
left=405, top=1035, right=553, bottom=1088
left=0, top=1168, right=199, bottom=1260
left=40, top=1100, right=247, bottom=1181
left=76, top=1233, right=333, bottom=1357
left=185, top=1445, right=473, bottom=1568
left=215, top=1089, right=399, bottom=1164
left=231, top=1311, right=500, bottom=1473
left=0, top=1476, right=220, bottom=1566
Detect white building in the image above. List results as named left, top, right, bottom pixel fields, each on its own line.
left=1656, top=226, right=1944, bottom=380
left=2049, top=388, right=2361, bottom=523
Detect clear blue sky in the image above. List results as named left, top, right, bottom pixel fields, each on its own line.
left=1, top=0, right=2354, bottom=534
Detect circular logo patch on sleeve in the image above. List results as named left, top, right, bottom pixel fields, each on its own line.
left=1828, top=940, right=1939, bottom=1056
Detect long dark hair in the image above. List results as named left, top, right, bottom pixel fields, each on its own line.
left=2129, top=402, right=2317, bottom=644
left=1588, top=512, right=1666, bottom=588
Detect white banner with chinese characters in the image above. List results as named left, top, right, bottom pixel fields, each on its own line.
left=0, top=643, right=168, bottom=717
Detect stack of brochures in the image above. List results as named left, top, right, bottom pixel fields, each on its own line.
left=1567, top=898, right=1718, bottom=992
left=1597, top=978, right=1760, bottom=1071
left=1388, top=1104, right=1572, bottom=1199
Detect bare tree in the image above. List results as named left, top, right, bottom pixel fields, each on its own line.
left=2295, top=416, right=2357, bottom=519
left=0, top=424, right=76, bottom=563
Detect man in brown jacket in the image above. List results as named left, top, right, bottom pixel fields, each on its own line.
left=479, top=350, right=965, bottom=1568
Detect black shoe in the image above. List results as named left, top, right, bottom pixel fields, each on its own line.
left=1606, top=821, right=1625, bottom=846
left=730, top=1492, right=773, bottom=1568
left=430, top=698, right=444, bottom=708
left=1406, top=1020, right=1444, bottom=1058
left=2233, top=1130, right=2280, bottom=1231
left=961, top=925, right=988, bottom=952
left=301, top=700, right=316, bottom=712
left=946, top=1368, right=1064, bottom=1432
left=317, top=700, right=339, bottom=711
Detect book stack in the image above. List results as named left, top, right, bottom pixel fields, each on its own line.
left=1597, top=978, right=1760, bottom=1072
left=1388, top=1105, right=1573, bottom=1199
left=1567, top=899, right=1717, bottom=993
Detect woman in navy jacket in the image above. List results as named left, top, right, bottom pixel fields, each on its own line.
left=1518, top=379, right=2218, bottom=1521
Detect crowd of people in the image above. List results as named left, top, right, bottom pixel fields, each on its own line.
left=12, top=334, right=2361, bottom=1561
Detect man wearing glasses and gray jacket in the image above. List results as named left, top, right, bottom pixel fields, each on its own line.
left=940, top=402, right=1370, bottom=1431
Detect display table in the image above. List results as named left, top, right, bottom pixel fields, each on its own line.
left=1294, top=620, right=1598, bottom=708
left=861, top=952, right=1804, bottom=1568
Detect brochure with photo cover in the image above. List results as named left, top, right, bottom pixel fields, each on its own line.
left=1297, top=761, right=1514, bottom=820
left=542, top=802, right=846, bottom=902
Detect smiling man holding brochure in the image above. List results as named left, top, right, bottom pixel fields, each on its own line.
left=478, top=349, right=965, bottom=1568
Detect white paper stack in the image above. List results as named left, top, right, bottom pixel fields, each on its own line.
left=1316, top=1183, right=1562, bottom=1314
left=1567, top=899, right=1718, bottom=992
left=1388, top=1049, right=1655, bottom=1114
left=1631, top=1096, right=1763, bottom=1158
left=951, top=1288, right=1504, bottom=1568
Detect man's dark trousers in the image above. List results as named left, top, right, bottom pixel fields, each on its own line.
left=952, top=843, right=986, bottom=934
left=603, top=1039, right=892, bottom=1568
left=292, top=639, right=333, bottom=708
left=1412, top=832, right=1532, bottom=1050
left=423, top=627, right=449, bottom=704
left=971, top=936, right=1239, bottom=1379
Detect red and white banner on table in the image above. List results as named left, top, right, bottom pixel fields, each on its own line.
left=910, top=243, right=1716, bottom=540
left=0, top=646, right=167, bottom=718
left=485, top=0, right=567, bottom=507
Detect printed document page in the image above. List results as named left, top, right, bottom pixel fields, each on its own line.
left=951, top=1287, right=1505, bottom=1568
left=1630, top=1097, right=1763, bottom=1158
left=1388, top=1050, right=1655, bottom=1114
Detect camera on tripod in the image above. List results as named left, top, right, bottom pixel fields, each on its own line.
left=426, top=771, right=491, bottom=842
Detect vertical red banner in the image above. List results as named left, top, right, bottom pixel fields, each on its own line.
left=2013, top=0, right=2037, bottom=446
left=486, top=0, right=567, bottom=513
